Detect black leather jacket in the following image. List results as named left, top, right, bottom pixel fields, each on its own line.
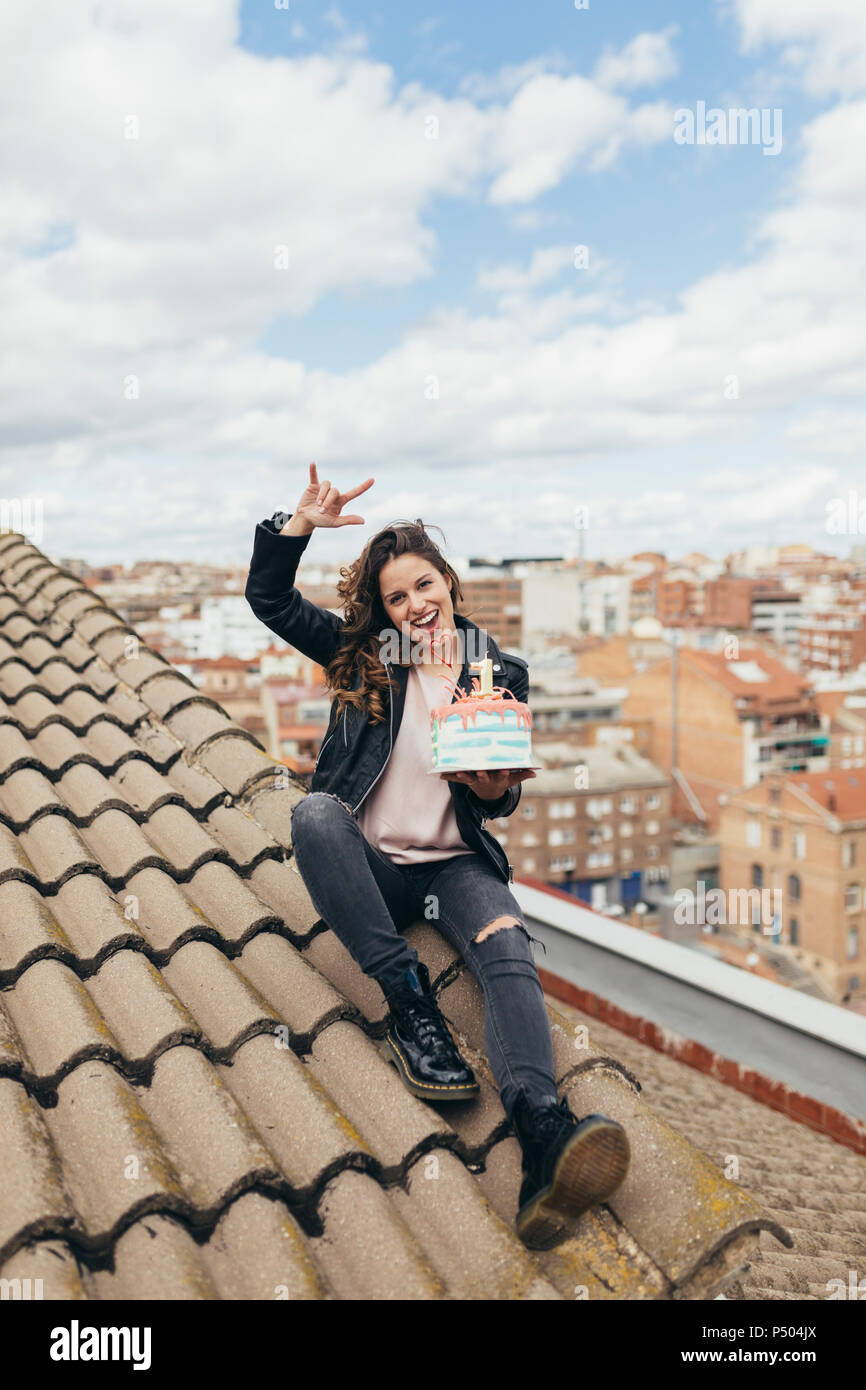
left=244, top=514, right=530, bottom=885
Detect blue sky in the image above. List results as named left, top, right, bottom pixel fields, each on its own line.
left=2, top=0, right=866, bottom=567
left=247, top=0, right=806, bottom=367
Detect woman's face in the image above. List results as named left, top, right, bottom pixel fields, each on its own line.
left=378, top=552, right=456, bottom=660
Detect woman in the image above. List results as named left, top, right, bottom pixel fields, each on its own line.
left=245, top=463, right=630, bottom=1250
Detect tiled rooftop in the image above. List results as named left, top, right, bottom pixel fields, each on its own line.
left=551, top=998, right=866, bottom=1301
left=0, top=532, right=794, bottom=1300
left=683, top=647, right=812, bottom=711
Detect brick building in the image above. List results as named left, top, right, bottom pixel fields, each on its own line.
left=798, top=613, right=866, bottom=674
left=703, top=576, right=754, bottom=629
left=622, top=646, right=828, bottom=830
left=186, top=654, right=263, bottom=737
left=489, top=746, right=670, bottom=911
left=460, top=575, right=523, bottom=650
left=720, top=769, right=866, bottom=1003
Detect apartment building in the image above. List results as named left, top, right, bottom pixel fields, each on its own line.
left=574, top=631, right=670, bottom=683
left=703, top=576, right=754, bottom=629
left=812, top=692, right=866, bottom=771
left=798, top=613, right=866, bottom=674
left=183, top=655, right=263, bottom=737
left=460, top=574, right=523, bottom=650
left=749, top=590, right=802, bottom=655
left=260, top=680, right=332, bottom=774
left=623, top=646, right=828, bottom=830
left=628, top=571, right=658, bottom=624
left=529, top=686, right=626, bottom=739
left=578, top=571, right=633, bottom=636
left=658, top=576, right=699, bottom=626
left=828, top=707, right=866, bottom=770
left=488, top=746, right=670, bottom=910
left=701, top=576, right=803, bottom=656
left=720, top=769, right=866, bottom=1003
left=519, top=567, right=581, bottom=647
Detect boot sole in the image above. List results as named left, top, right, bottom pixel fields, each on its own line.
left=516, top=1115, right=631, bottom=1250
left=378, top=1037, right=480, bottom=1102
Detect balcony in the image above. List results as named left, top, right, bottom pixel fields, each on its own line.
left=756, top=722, right=825, bottom=746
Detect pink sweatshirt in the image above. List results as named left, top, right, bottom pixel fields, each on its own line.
left=356, top=665, right=475, bottom=864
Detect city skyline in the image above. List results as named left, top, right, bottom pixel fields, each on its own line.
left=3, top=1, right=866, bottom=565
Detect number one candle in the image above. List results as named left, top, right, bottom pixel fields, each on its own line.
left=469, top=658, right=495, bottom=696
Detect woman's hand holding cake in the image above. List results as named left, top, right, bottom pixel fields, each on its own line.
left=440, top=768, right=536, bottom=799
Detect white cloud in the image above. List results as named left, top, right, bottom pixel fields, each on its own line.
left=594, top=27, right=680, bottom=91
left=477, top=244, right=575, bottom=293
left=458, top=56, right=569, bottom=103
left=696, top=465, right=839, bottom=525
left=2, top=4, right=866, bottom=563
left=727, top=0, right=866, bottom=97
left=786, top=410, right=866, bottom=454
left=488, top=76, right=676, bottom=201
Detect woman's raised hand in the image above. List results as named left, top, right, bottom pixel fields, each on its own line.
left=295, top=462, right=374, bottom=529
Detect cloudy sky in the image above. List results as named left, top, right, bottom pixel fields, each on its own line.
left=2, top=0, right=866, bottom=568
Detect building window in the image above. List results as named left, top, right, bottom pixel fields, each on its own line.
left=645, top=820, right=660, bottom=835
left=647, top=845, right=659, bottom=859
left=848, top=927, right=859, bottom=960
left=522, top=804, right=536, bottom=819
left=620, top=796, right=636, bottom=814
left=793, top=831, right=806, bottom=859
left=646, top=793, right=660, bottom=809
left=588, top=824, right=613, bottom=842
left=789, top=918, right=799, bottom=946
left=552, top=854, right=578, bottom=871
left=845, top=883, right=861, bottom=912
left=550, top=800, right=576, bottom=818
left=844, top=840, right=856, bottom=867
left=771, top=826, right=781, bottom=850
left=621, top=848, right=633, bottom=863
left=788, top=874, right=801, bottom=901
left=769, top=784, right=781, bottom=803
left=523, top=857, right=536, bottom=873
left=548, top=828, right=575, bottom=847
left=751, top=863, right=763, bottom=889
left=586, top=852, right=612, bottom=869
left=746, top=819, right=761, bottom=848
left=620, top=821, right=633, bottom=837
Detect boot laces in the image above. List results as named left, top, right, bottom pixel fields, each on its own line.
left=529, top=1098, right=576, bottom=1145
left=398, top=994, right=460, bottom=1060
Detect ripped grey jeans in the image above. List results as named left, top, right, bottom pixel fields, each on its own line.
left=290, top=791, right=559, bottom=1117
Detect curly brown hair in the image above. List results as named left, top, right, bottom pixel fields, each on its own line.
left=324, top=519, right=466, bottom=725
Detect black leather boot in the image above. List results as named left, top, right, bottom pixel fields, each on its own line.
left=510, top=1088, right=631, bottom=1249
left=378, top=962, right=480, bottom=1101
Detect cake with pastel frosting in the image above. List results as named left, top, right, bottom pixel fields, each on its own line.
left=428, top=660, right=536, bottom=773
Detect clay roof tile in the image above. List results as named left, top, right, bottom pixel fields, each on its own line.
left=0, top=531, right=794, bottom=1300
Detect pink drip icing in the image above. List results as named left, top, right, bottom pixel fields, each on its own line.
left=431, top=679, right=532, bottom=732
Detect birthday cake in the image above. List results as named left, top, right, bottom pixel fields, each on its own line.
left=428, top=660, right=536, bottom=773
